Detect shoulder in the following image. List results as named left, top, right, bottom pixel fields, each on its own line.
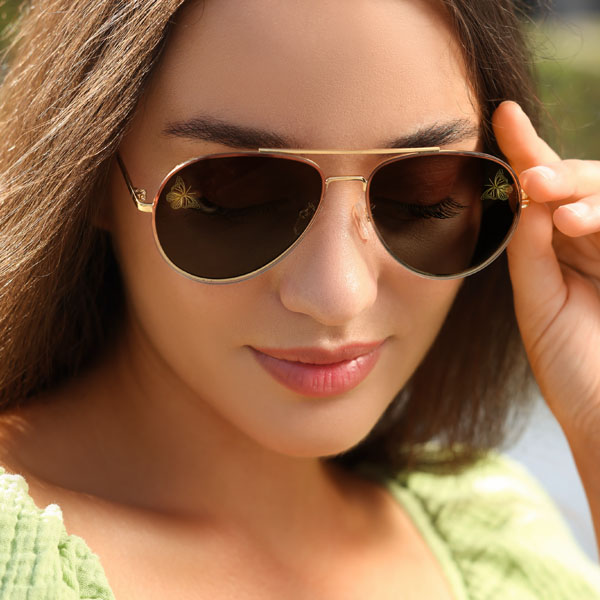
left=0, top=466, right=115, bottom=600
left=361, top=451, right=600, bottom=599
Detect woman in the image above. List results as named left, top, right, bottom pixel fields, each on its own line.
left=0, top=0, right=599, bottom=598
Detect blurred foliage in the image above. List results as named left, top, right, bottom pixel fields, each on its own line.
left=530, top=18, right=600, bottom=159
left=0, top=2, right=598, bottom=159
left=0, top=0, right=19, bottom=39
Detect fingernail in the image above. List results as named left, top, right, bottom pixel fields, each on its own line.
left=565, top=204, right=590, bottom=219
left=529, top=166, right=557, bottom=182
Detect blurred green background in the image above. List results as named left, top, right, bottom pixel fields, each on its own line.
left=531, top=15, right=600, bottom=158
left=1, top=1, right=598, bottom=159
left=0, top=1, right=17, bottom=39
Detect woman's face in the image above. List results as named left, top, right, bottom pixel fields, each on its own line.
left=110, top=0, right=480, bottom=457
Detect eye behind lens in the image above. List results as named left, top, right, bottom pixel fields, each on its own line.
left=154, top=154, right=323, bottom=281
left=368, top=152, right=520, bottom=278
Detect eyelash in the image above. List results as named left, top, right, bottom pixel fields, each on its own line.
left=187, top=194, right=466, bottom=224
left=403, top=197, right=466, bottom=219
left=371, top=196, right=466, bottom=220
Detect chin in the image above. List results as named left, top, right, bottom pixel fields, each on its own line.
left=252, top=402, right=386, bottom=459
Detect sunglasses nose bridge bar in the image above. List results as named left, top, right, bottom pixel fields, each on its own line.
left=323, top=176, right=372, bottom=241
left=324, top=175, right=368, bottom=192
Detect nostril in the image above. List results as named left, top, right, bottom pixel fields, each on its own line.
left=352, top=201, right=371, bottom=241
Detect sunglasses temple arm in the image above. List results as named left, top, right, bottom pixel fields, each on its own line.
left=115, top=154, right=153, bottom=213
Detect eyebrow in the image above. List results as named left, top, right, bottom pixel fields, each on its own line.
left=162, top=115, right=480, bottom=150
left=388, top=120, right=480, bottom=148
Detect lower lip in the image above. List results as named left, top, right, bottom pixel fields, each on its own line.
left=250, top=345, right=383, bottom=398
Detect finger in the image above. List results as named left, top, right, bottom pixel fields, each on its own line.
left=492, top=101, right=560, bottom=174
left=553, top=194, right=600, bottom=237
left=520, top=160, right=600, bottom=205
left=507, top=201, right=567, bottom=331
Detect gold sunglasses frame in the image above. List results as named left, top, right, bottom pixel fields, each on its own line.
left=116, top=148, right=529, bottom=283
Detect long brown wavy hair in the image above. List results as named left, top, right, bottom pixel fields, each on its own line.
left=0, top=0, right=541, bottom=471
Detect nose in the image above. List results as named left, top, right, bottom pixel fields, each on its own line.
left=276, top=180, right=378, bottom=327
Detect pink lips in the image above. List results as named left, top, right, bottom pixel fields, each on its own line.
left=250, top=342, right=384, bottom=398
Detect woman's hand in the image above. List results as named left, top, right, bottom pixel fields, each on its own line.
left=494, top=100, right=600, bottom=431
left=493, top=100, right=600, bottom=550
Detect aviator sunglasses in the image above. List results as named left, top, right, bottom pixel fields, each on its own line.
left=117, top=148, right=529, bottom=283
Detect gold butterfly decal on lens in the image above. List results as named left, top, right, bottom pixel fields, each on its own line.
left=481, top=169, right=514, bottom=202
left=166, top=176, right=203, bottom=210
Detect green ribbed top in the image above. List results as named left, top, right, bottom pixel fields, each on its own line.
left=358, top=452, right=600, bottom=599
left=1, top=453, right=599, bottom=599
left=0, top=468, right=114, bottom=599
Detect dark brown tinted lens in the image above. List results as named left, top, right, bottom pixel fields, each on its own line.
left=368, top=153, right=519, bottom=277
left=155, top=155, right=322, bottom=280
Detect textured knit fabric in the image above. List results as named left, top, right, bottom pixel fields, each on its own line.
left=1, top=455, right=600, bottom=599
left=0, top=468, right=114, bottom=600
left=358, top=452, right=600, bottom=599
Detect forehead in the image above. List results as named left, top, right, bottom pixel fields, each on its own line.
left=147, top=0, right=478, bottom=147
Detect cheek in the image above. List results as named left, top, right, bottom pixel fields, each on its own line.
left=410, top=279, right=462, bottom=350
left=107, top=168, right=250, bottom=359
left=380, top=267, right=462, bottom=374
left=415, top=279, right=461, bottom=328
left=381, top=254, right=462, bottom=334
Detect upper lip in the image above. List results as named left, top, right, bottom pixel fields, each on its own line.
left=250, top=341, right=385, bottom=365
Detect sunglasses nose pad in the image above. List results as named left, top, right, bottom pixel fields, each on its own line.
left=352, top=201, right=371, bottom=241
